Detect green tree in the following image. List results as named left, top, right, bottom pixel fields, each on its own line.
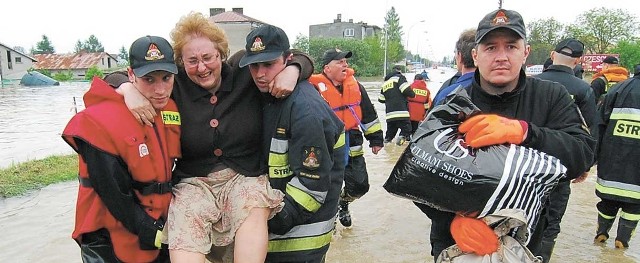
left=292, top=34, right=309, bottom=53
left=75, top=35, right=105, bottom=53
left=84, top=35, right=105, bottom=52
left=384, top=7, right=404, bottom=71
left=610, top=39, right=640, bottom=71
left=527, top=17, right=565, bottom=64
left=118, top=46, right=129, bottom=60
left=53, top=70, right=74, bottom=81
left=74, top=40, right=85, bottom=53
left=85, top=65, right=104, bottom=80
left=32, top=35, right=55, bottom=54
left=567, top=7, right=639, bottom=54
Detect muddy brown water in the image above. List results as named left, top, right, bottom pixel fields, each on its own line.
left=1, top=71, right=638, bottom=262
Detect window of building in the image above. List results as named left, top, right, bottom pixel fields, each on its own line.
left=15, top=57, right=22, bottom=63
left=344, top=28, right=355, bottom=37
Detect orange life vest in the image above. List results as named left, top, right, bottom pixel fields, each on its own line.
left=309, top=69, right=363, bottom=131
left=62, top=78, right=181, bottom=262
left=407, top=79, right=431, bottom=122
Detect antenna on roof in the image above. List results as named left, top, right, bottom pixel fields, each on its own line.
left=498, top=0, right=503, bottom=9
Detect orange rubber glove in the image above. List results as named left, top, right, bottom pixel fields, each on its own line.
left=458, top=114, right=528, bottom=148
left=450, top=215, right=499, bottom=256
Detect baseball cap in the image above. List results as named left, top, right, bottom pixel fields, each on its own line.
left=554, top=38, right=584, bottom=58
left=476, top=9, right=526, bottom=44
left=603, top=56, right=619, bottom=64
left=129, top=35, right=177, bottom=76
left=239, top=24, right=290, bottom=68
left=322, top=48, right=352, bottom=67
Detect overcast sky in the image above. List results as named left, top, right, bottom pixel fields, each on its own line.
left=2, top=0, right=637, bottom=61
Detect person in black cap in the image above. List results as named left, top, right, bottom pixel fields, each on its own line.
left=425, top=9, right=594, bottom=262
left=308, top=48, right=384, bottom=228
left=532, top=38, right=597, bottom=263
left=594, top=58, right=640, bottom=250
left=239, top=24, right=347, bottom=263
left=61, top=35, right=179, bottom=263
left=105, top=12, right=316, bottom=263
left=591, top=55, right=629, bottom=105
left=379, top=64, right=416, bottom=145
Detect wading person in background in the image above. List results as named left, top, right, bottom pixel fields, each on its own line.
left=309, top=48, right=384, bottom=227
left=407, top=73, right=431, bottom=134
left=431, top=29, right=477, bottom=106
left=531, top=38, right=597, bottom=263
left=591, top=56, right=629, bottom=105
left=107, top=12, right=314, bottom=263
left=423, top=9, right=595, bottom=260
left=237, top=24, right=347, bottom=263
left=62, top=35, right=180, bottom=263
left=379, top=65, right=415, bottom=145
left=594, top=65, right=640, bottom=249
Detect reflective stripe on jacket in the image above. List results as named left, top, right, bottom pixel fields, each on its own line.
left=596, top=76, right=640, bottom=204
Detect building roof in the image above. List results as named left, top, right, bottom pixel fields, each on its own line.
left=0, top=42, right=36, bottom=61
left=209, top=10, right=264, bottom=24
left=33, top=52, right=118, bottom=70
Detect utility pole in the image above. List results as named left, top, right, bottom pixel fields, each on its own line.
left=383, top=24, right=388, bottom=77
left=498, top=0, right=503, bottom=9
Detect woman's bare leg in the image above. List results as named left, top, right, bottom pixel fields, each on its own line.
left=234, top=207, right=271, bottom=263
left=170, top=250, right=206, bottom=263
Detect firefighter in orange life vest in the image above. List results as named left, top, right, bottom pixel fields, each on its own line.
left=62, top=35, right=180, bottom=262
left=309, top=49, right=384, bottom=227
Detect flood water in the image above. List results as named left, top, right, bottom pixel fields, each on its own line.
left=1, top=71, right=639, bottom=262
left=0, top=82, right=89, bottom=168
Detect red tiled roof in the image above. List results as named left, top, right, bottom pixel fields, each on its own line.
left=33, top=52, right=118, bottom=70
left=209, top=11, right=263, bottom=23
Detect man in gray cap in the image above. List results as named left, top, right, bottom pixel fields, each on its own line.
left=308, top=48, right=384, bottom=228
left=422, top=9, right=595, bottom=261
left=532, top=38, right=597, bottom=263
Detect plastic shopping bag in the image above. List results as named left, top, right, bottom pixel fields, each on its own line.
left=383, top=88, right=566, bottom=241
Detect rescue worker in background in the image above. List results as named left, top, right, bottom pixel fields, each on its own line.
left=591, top=56, right=629, bottom=105
left=531, top=38, right=597, bottom=263
left=379, top=65, right=416, bottom=145
left=427, top=9, right=595, bottom=260
left=594, top=64, right=640, bottom=249
left=61, top=35, right=180, bottom=262
left=237, top=24, right=347, bottom=262
left=407, top=73, right=431, bottom=134
left=431, top=29, right=477, bottom=106
left=309, top=48, right=384, bottom=227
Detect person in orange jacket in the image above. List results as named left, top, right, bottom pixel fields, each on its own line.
left=62, top=35, right=180, bottom=262
left=407, top=73, right=432, bottom=134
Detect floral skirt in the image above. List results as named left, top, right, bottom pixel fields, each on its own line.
left=165, top=168, right=284, bottom=256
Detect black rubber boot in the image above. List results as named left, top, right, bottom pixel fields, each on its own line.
left=595, top=214, right=615, bottom=243
left=338, top=201, right=352, bottom=227
left=614, top=218, right=638, bottom=249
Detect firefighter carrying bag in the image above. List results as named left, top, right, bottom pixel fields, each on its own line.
left=383, top=88, right=566, bottom=240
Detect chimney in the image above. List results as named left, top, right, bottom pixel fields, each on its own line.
left=334, top=14, right=342, bottom=23
left=210, top=8, right=225, bottom=16
left=232, top=8, right=243, bottom=14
